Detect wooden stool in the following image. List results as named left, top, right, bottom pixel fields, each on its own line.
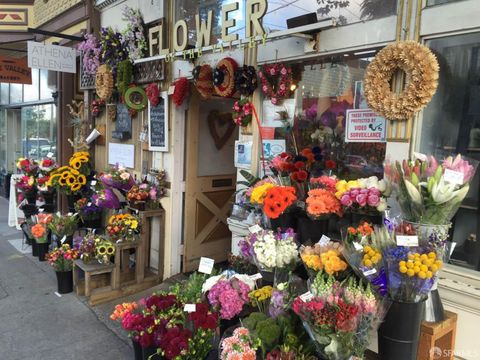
left=112, top=240, right=144, bottom=289
left=73, top=259, right=115, bottom=297
left=417, top=311, right=458, bottom=360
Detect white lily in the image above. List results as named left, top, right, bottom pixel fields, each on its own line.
left=404, top=179, right=422, bottom=204
left=453, top=184, right=469, bottom=203
left=431, top=177, right=457, bottom=204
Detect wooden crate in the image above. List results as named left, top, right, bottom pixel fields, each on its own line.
left=73, top=260, right=115, bottom=297
left=417, top=311, right=458, bottom=360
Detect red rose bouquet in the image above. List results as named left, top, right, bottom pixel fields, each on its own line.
left=16, top=157, right=39, bottom=176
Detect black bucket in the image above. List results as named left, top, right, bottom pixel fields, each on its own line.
left=55, top=270, right=73, bottom=294
left=378, top=299, right=426, bottom=360
left=132, top=339, right=142, bottom=360
left=22, top=204, right=38, bottom=219
left=31, top=240, right=39, bottom=257
left=25, top=190, right=37, bottom=204
left=297, top=217, right=329, bottom=245
left=41, top=191, right=56, bottom=205
left=270, top=212, right=296, bottom=231
left=142, top=346, right=162, bottom=360
left=80, top=217, right=102, bottom=229
left=350, top=212, right=383, bottom=225
left=37, top=242, right=49, bottom=262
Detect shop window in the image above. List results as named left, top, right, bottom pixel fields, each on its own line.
left=10, top=84, right=22, bottom=104
left=262, top=55, right=386, bottom=180
left=23, top=69, right=40, bottom=103
left=40, top=70, right=52, bottom=100
left=21, top=104, right=57, bottom=161
left=0, top=83, right=8, bottom=105
left=417, top=32, right=480, bottom=271
left=0, top=109, right=5, bottom=172
left=427, top=0, right=464, bottom=5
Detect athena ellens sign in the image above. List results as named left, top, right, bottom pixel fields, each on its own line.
left=27, top=41, right=76, bottom=73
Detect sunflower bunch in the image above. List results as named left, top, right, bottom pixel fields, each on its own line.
left=47, top=152, right=90, bottom=194
left=95, top=237, right=115, bottom=264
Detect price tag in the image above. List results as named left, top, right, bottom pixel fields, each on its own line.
left=300, top=291, right=313, bottom=302
left=168, top=85, right=175, bottom=95
left=56, top=211, right=61, bottom=217
left=38, top=208, right=44, bottom=213
left=396, top=235, right=419, bottom=247
left=91, top=180, right=97, bottom=186
left=198, top=257, right=215, bottom=274
left=363, top=268, right=377, bottom=276
left=61, top=235, right=67, bottom=244
left=450, top=242, right=457, bottom=257
left=46, top=152, right=54, bottom=159
left=413, top=152, right=428, bottom=162
left=184, top=304, right=196, bottom=313
left=318, top=235, right=330, bottom=246
left=444, top=169, right=464, bottom=185
left=249, top=273, right=263, bottom=281
left=248, top=224, right=262, bottom=234
left=353, top=242, right=364, bottom=251
left=87, top=202, right=92, bottom=207
left=67, top=212, right=72, bottom=216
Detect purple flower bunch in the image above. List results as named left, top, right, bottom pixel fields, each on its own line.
left=207, top=278, right=250, bottom=320
left=268, top=289, right=285, bottom=318
left=77, top=33, right=101, bottom=75
left=239, top=232, right=257, bottom=259
left=121, top=6, right=146, bottom=62
left=92, top=188, right=120, bottom=209
left=100, top=27, right=128, bottom=76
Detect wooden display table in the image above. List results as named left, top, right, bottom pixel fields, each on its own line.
left=73, top=259, right=115, bottom=297
left=418, top=311, right=458, bottom=360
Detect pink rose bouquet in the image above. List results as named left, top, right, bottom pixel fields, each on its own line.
left=99, top=164, right=135, bottom=191
left=207, top=278, right=252, bottom=320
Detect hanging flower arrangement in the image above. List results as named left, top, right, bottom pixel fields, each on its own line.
left=77, top=33, right=101, bottom=76
left=146, top=83, right=160, bottom=107
left=116, top=59, right=134, bottom=98
left=172, top=77, right=189, bottom=107
left=232, top=98, right=253, bottom=127
left=213, top=57, right=238, bottom=97
left=91, top=99, right=105, bottom=117
left=235, top=65, right=258, bottom=96
left=121, top=6, right=147, bottom=62
left=258, top=63, right=293, bottom=105
left=99, top=27, right=128, bottom=76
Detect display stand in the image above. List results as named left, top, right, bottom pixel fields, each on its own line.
left=417, top=311, right=457, bottom=360
left=73, top=259, right=115, bottom=297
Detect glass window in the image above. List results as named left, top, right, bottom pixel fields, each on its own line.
left=263, top=55, right=386, bottom=179
left=417, top=32, right=480, bottom=271
left=0, top=83, right=8, bottom=105
left=427, top=0, right=463, bottom=5
left=40, top=70, right=53, bottom=100
left=23, top=68, right=40, bottom=102
left=10, top=84, right=22, bottom=104
left=0, top=109, right=6, bottom=172
left=21, top=104, right=56, bottom=161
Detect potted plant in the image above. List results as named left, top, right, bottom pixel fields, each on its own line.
left=48, top=213, right=79, bottom=246
left=45, top=244, right=79, bottom=294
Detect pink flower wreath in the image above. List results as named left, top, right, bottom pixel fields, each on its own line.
left=258, top=63, right=293, bottom=105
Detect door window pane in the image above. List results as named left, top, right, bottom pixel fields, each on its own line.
left=10, top=84, right=22, bottom=104
left=418, top=32, right=480, bottom=271
left=21, top=104, right=56, bottom=161
left=0, top=83, right=8, bottom=105
left=40, top=70, right=53, bottom=100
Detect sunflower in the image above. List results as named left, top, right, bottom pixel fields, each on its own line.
left=61, top=171, right=71, bottom=180
left=73, top=151, right=89, bottom=158
left=66, top=175, right=76, bottom=186
left=97, top=246, right=107, bottom=255
left=76, top=155, right=89, bottom=163
left=106, top=246, right=115, bottom=255
left=58, top=177, right=68, bottom=186
left=70, top=183, right=82, bottom=192
left=70, top=159, right=81, bottom=170
left=77, top=174, right=87, bottom=185
left=70, top=168, right=80, bottom=176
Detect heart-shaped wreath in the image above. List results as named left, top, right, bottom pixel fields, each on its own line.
left=258, top=63, right=293, bottom=105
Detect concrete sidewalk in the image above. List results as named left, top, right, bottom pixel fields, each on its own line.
left=0, top=197, right=132, bottom=360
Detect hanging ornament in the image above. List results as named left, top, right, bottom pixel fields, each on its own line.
left=213, top=57, right=238, bottom=98
left=193, top=64, right=213, bottom=99
left=91, top=99, right=105, bottom=117
left=95, top=65, right=114, bottom=101
left=234, top=65, right=258, bottom=96
left=232, top=98, right=253, bottom=127
left=172, top=77, right=189, bottom=107
left=116, top=60, right=134, bottom=98
left=124, top=86, right=148, bottom=111
left=258, top=63, right=293, bottom=105
left=146, top=83, right=160, bottom=107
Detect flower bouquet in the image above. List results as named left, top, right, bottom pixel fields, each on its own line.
left=37, top=176, right=55, bottom=203
left=16, top=157, right=38, bottom=176
left=16, top=175, right=37, bottom=204
left=127, top=184, right=150, bottom=210
left=95, top=237, right=116, bottom=264
left=220, top=327, right=260, bottom=360
left=74, top=232, right=97, bottom=264
left=92, top=187, right=120, bottom=210
left=300, top=241, right=349, bottom=279
left=47, top=152, right=90, bottom=194
left=38, top=158, right=57, bottom=175
left=99, top=164, right=135, bottom=192
left=249, top=285, right=273, bottom=314
left=31, top=222, right=49, bottom=261
left=47, top=213, right=78, bottom=245
left=294, top=274, right=382, bottom=360
left=74, top=197, right=102, bottom=227
left=305, top=188, right=342, bottom=220
left=106, top=213, right=140, bottom=241
left=252, top=229, right=299, bottom=283
left=263, top=185, right=297, bottom=220
left=341, top=223, right=388, bottom=295
left=46, top=244, right=79, bottom=294
left=232, top=98, right=253, bottom=127
left=205, top=276, right=253, bottom=320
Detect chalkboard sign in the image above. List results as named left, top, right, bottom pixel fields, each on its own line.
left=148, top=91, right=168, bottom=151
left=113, top=103, right=132, bottom=140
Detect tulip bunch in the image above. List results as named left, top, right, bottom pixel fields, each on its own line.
left=385, top=154, right=476, bottom=225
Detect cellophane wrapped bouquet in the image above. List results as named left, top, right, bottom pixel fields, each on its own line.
left=300, top=241, right=349, bottom=279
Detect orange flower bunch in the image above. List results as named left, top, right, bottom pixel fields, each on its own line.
left=110, top=302, right=138, bottom=321
left=37, top=213, right=53, bottom=225
left=346, top=222, right=374, bottom=244
left=306, top=189, right=342, bottom=219
left=263, top=186, right=297, bottom=219
left=31, top=223, right=46, bottom=240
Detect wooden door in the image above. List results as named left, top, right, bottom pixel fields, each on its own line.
left=183, top=93, right=238, bottom=272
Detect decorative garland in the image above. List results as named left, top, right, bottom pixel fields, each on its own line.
left=116, top=60, right=134, bottom=98
left=95, top=64, right=114, bottom=101
left=172, top=77, right=189, bottom=107
left=213, top=57, right=238, bottom=97
left=124, top=86, right=148, bottom=111
left=258, top=63, right=293, bottom=105
left=232, top=98, right=253, bottom=127
left=121, top=6, right=147, bottom=62
left=234, top=65, right=258, bottom=96
left=193, top=64, right=213, bottom=99
left=146, top=83, right=160, bottom=107
left=364, top=41, right=439, bottom=120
